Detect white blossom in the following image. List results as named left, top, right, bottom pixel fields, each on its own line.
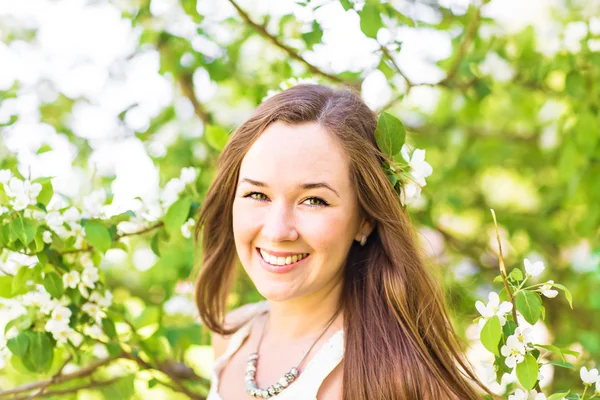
left=22, top=285, right=52, bottom=308
left=92, top=343, right=109, bottom=358
left=49, top=324, right=77, bottom=345
left=514, top=326, right=533, bottom=345
left=89, top=290, right=113, bottom=308
left=524, top=258, right=545, bottom=277
left=581, top=366, right=599, bottom=385
left=181, top=218, right=195, bottom=239
left=82, top=302, right=105, bottom=323
left=4, top=178, right=42, bottom=211
left=501, top=335, right=526, bottom=368
left=400, top=181, right=422, bottom=207
left=62, top=271, right=81, bottom=289
left=81, top=266, right=99, bottom=289
left=540, top=280, right=558, bottom=298
left=160, top=177, right=186, bottom=208
left=164, top=295, right=197, bottom=317
left=401, top=145, right=433, bottom=187
left=82, top=189, right=107, bottom=218
left=476, top=291, right=513, bottom=327
left=86, top=323, right=104, bottom=339
left=0, top=169, right=12, bottom=184
left=528, top=389, right=547, bottom=400
left=508, top=389, right=527, bottom=400
left=42, top=230, right=53, bottom=243
left=180, top=167, right=197, bottom=185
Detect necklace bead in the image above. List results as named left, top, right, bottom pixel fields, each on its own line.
left=244, top=306, right=342, bottom=398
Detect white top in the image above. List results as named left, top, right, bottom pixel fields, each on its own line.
left=206, top=301, right=345, bottom=400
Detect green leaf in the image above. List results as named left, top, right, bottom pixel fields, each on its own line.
left=134, top=306, right=160, bottom=329
left=560, top=348, right=580, bottom=358
left=535, top=344, right=565, bottom=361
left=548, top=360, right=574, bottom=369
left=100, top=373, right=135, bottom=400
left=150, top=232, right=161, bottom=257
left=205, top=125, right=229, bottom=151
left=339, top=0, right=353, bottom=11
left=565, top=70, right=585, bottom=97
left=359, top=3, right=383, bottom=39
left=37, top=180, right=54, bottom=207
left=43, top=272, right=64, bottom=299
left=516, top=353, right=538, bottom=390
left=548, top=282, right=573, bottom=308
left=164, top=198, right=192, bottom=235
left=23, top=332, right=53, bottom=373
left=374, top=111, right=405, bottom=158
left=84, top=222, right=113, bottom=254
left=5, top=314, right=33, bottom=334
left=507, top=268, right=523, bottom=282
left=36, top=144, right=53, bottom=154
left=0, top=276, right=15, bottom=298
left=12, top=266, right=33, bottom=296
left=301, top=21, right=323, bottom=49
left=515, top=290, right=542, bottom=325
left=106, top=342, right=122, bottom=357
left=10, top=217, right=37, bottom=246
left=548, top=392, right=570, bottom=400
left=480, top=316, right=502, bottom=355
left=102, top=318, right=118, bottom=340
left=7, top=332, right=30, bottom=357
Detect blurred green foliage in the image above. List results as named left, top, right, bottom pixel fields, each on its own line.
left=1, top=0, right=599, bottom=398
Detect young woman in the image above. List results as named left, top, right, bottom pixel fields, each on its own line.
left=194, top=84, right=489, bottom=399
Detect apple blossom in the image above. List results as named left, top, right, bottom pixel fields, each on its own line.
left=501, top=335, right=526, bottom=368
left=524, top=258, right=545, bottom=277
left=63, top=270, right=81, bottom=289
left=181, top=217, right=195, bottom=239
left=476, top=291, right=513, bottom=327
left=580, top=366, right=599, bottom=385
left=540, top=280, right=558, bottom=298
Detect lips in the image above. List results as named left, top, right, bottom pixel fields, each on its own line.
left=255, top=248, right=310, bottom=274
left=258, top=248, right=310, bottom=266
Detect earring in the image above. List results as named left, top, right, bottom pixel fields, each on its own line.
left=359, top=234, right=367, bottom=246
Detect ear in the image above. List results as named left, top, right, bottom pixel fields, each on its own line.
left=354, top=217, right=376, bottom=242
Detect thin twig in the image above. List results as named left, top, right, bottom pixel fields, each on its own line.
left=227, top=0, right=355, bottom=88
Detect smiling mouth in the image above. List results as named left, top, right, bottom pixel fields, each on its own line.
left=257, top=248, right=310, bottom=266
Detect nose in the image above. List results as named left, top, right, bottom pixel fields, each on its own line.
left=260, top=200, right=299, bottom=243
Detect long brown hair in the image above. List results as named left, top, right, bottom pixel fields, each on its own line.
left=193, top=84, right=489, bottom=399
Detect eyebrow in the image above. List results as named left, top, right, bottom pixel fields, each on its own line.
left=238, top=177, right=340, bottom=198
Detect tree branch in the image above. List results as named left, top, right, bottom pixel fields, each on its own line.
left=438, top=7, right=481, bottom=87
left=179, top=72, right=213, bottom=125
left=9, top=377, right=121, bottom=400
left=0, top=355, right=120, bottom=398
left=227, top=0, right=357, bottom=89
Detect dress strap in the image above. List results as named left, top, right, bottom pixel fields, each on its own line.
left=286, top=329, right=345, bottom=398
left=211, top=301, right=269, bottom=385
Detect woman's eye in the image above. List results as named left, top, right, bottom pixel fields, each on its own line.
left=303, top=197, right=329, bottom=207
left=244, top=192, right=268, bottom=201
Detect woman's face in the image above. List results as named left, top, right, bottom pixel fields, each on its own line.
left=232, top=121, right=371, bottom=302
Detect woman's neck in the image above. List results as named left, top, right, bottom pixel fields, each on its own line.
left=262, top=278, right=344, bottom=343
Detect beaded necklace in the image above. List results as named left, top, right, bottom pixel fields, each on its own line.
left=244, top=306, right=343, bottom=398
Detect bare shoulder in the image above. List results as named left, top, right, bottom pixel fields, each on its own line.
left=317, top=360, right=343, bottom=399
left=211, top=302, right=263, bottom=360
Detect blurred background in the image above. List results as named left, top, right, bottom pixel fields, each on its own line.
left=1, top=0, right=599, bottom=398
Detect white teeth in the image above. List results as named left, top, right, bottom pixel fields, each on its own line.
left=260, top=249, right=309, bottom=266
